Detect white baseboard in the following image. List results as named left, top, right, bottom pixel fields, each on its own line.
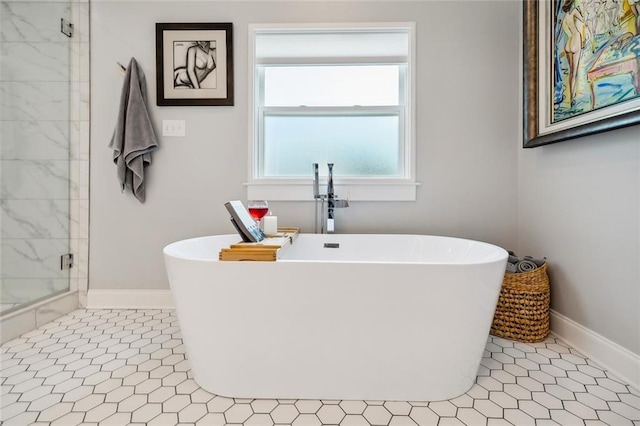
left=1, top=291, right=79, bottom=344
left=550, top=309, right=640, bottom=391
left=87, top=289, right=174, bottom=309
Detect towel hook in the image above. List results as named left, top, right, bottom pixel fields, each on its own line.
left=117, top=62, right=126, bottom=75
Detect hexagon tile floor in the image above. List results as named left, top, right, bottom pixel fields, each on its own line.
left=1, top=310, right=639, bottom=426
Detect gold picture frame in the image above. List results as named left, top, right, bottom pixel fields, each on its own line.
left=523, top=0, right=640, bottom=148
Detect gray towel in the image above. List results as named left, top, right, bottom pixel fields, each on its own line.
left=506, top=262, right=518, bottom=273
left=505, top=251, right=546, bottom=273
left=109, top=57, right=158, bottom=203
left=508, top=254, right=520, bottom=264
left=516, top=260, right=538, bottom=273
left=524, top=255, right=547, bottom=267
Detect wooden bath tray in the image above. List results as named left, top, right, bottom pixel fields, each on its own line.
left=219, top=227, right=299, bottom=261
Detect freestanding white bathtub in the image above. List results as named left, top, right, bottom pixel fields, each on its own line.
left=163, top=233, right=508, bottom=401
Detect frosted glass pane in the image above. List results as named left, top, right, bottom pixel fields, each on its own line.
left=263, top=115, right=399, bottom=177
left=264, top=66, right=399, bottom=107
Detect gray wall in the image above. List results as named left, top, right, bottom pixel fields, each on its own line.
left=518, top=128, right=640, bottom=354
left=90, top=0, right=640, bottom=357
left=90, top=1, right=520, bottom=289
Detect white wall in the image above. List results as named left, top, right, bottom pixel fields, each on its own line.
left=90, top=1, right=520, bottom=289
left=518, top=127, right=640, bottom=354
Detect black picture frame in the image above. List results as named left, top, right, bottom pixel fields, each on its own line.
left=156, top=22, right=234, bottom=106
left=523, top=0, right=640, bottom=148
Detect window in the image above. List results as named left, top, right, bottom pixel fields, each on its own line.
left=248, top=23, right=417, bottom=201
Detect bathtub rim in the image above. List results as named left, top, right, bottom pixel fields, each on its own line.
left=163, top=233, right=508, bottom=266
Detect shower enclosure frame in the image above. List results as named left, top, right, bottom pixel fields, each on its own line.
left=0, top=0, right=90, bottom=343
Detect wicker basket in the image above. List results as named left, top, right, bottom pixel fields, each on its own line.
left=490, top=263, right=550, bottom=343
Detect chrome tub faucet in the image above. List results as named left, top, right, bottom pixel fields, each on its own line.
left=313, top=163, right=349, bottom=233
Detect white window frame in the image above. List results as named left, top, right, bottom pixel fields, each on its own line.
left=247, top=22, right=418, bottom=201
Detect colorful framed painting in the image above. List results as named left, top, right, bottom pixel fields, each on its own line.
left=156, top=23, right=234, bottom=106
left=523, top=0, right=640, bottom=148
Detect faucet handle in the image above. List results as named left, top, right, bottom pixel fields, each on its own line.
left=333, top=199, right=349, bottom=208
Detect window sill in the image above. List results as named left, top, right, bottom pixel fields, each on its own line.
left=245, top=180, right=419, bottom=201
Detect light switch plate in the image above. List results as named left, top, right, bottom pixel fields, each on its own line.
left=162, top=120, right=186, bottom=137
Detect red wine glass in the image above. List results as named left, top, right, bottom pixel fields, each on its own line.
left=247, top=200, right=269, bottom=224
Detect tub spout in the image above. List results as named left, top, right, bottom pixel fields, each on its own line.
left=326, top=163, right=348, bottom=233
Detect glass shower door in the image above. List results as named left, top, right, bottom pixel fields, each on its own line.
left=0, top=0, right=72, bottom=314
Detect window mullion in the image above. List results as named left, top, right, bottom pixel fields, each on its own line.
left=262, top=106, right=402, bottom=116
left=255, top=67, right=266, bottom=179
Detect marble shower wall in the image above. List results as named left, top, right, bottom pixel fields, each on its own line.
left=0, top=0, right=90, bottom=310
